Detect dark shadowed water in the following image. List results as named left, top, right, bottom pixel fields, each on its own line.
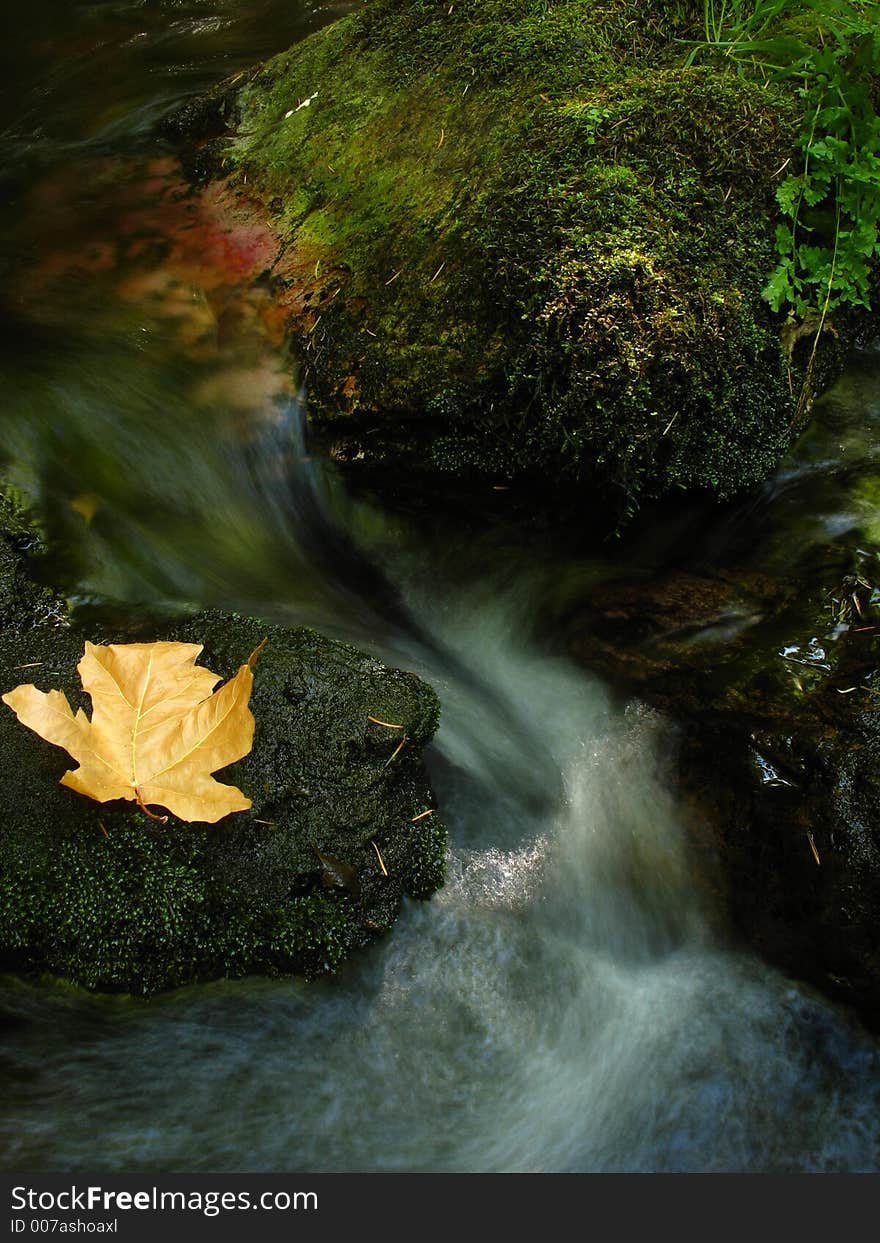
left=2, top=1, right=880, bottom=1173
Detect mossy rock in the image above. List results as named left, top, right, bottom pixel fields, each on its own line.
left=173, top=0, right=845, bottom=516
left=0, top=508, right=446, bottom=995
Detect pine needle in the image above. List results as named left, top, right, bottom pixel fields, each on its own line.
left=371, top=840, right=388, bottom=875
left=384, top=737, right=407, bottom=768
left=807, top=831, right=821, bottom=866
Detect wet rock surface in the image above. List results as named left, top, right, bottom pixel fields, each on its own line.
left=0, top=498, right=446, bottom=994
left=569, top=486, right=880, bottom=1030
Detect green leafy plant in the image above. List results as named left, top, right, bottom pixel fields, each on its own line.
left=764, top=30, right=880, bottom=322
left=687, top=1, right=880, bottom=329
left=694, top=0, right=791, bottom=53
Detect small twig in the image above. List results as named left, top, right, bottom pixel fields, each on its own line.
left=98, top=820, right=109, bottom=838
left=807, top=831, right=821, bottom=867
left=411, top=809, right=435, bottom=822
left=384, top=269, right=402, bottom=286
left=430, top=261, right=446, bottom=283
left=367, top=715, right=404, bottom=729
left=788, top=106, right=836, bottom=434
left=253, top=819, right=276, bottom=826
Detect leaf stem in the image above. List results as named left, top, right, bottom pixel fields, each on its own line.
left=136, top=787, right=169, bottom=823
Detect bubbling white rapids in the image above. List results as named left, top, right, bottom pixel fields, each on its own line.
left=2, top=603, right=880, bottom=1173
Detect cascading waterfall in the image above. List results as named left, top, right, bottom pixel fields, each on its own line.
left=3, top=604, right=880, bottom=1172
left=2, top=0, right=880, bottom=1175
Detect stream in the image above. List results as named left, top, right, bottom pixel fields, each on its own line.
left=2, top=0, right=880, bottom=1173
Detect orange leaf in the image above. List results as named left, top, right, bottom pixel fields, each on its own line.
left=2, top=640, right=262, bottom=823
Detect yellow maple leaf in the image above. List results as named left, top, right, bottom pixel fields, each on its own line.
left=2, top=639, right=264, bottom=824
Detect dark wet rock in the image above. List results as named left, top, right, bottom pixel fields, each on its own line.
left=570, top=536, right=880, bottom=1029
left=570, top=568, right=781, bottom=688
left=0, top=498, right=446, bottom=995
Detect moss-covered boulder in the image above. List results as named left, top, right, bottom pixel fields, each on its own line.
left=0, top=500, right=446, bottom=994
left=173, top=0, right=835, bottom=514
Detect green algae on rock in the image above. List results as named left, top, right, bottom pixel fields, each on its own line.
left=178, top=0, right=830, bottom=514
left=0, top=504, right=446, bottom=995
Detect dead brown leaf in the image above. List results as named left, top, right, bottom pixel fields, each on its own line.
left=2, top=640, right=263, bottom=823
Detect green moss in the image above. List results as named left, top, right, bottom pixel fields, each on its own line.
left=0, top=492, right=61, bottom=629
left=0, top=815, right=354, bottom=992
left=398, top=813, right=448, bottom=899
left=353, top=0, right=700, bottom=85
left=193, top=0, right=853, bottom=515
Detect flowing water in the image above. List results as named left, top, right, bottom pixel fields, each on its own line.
left=2, top=1, right=880, bottom=1173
